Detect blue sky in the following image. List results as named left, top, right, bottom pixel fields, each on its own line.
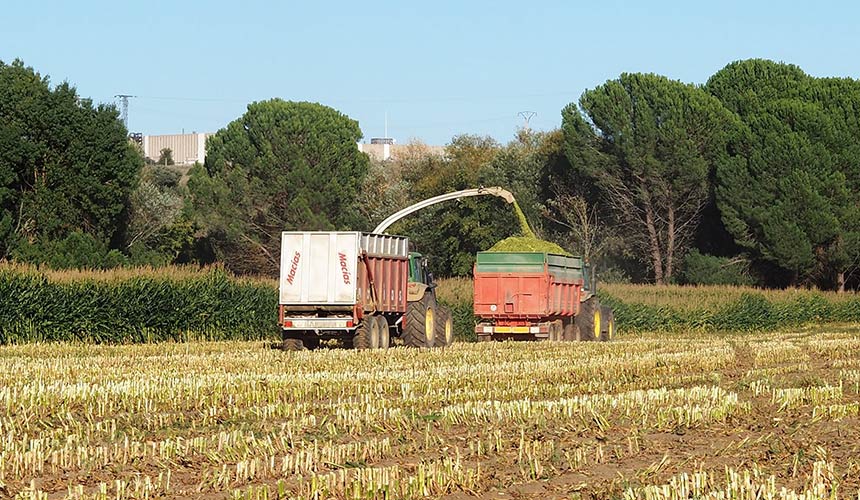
left=2, top=0, right=859, bottom=144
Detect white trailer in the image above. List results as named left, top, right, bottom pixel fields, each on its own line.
left=277, top=231, right=412, bottom=350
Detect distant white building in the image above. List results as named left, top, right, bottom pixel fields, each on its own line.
left=143, top=132, right=212, bottom=165
left=139, top=132, right=444, bottom=165
left=358, top=137, right=445, bottom=162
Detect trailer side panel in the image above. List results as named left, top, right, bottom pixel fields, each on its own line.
left=473, top=251, right=584, bottom=322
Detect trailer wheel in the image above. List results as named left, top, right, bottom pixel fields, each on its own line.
left=549, top=321, right=563, bottom=341
left=403, top=294, right=435, bottom=348
left=353, top=319, right=374, bottom=350
left=303, top=334, right=321, bottom=350
left=576, top=298, right=602, bottom=341
left=435, top=307, right=454, bottom=347
left=563, top=321, right=581, bottom=342
left=600, top=306, right=615, bottom=341
left=282, top=337, right=306, bottom=351
left=375, top=316, right=390, bottom=349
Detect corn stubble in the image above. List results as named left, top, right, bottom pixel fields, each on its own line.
left=2, top=326, right=860, bottom=498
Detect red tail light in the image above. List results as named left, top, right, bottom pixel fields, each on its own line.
left=346, top=321, right=354, bottom=328
left=283, top=320, right=293, bottom=327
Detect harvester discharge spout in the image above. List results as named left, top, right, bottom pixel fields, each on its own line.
left=372, top=186, right=515, bottom=234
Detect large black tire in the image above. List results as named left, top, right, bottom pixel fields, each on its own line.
left=548, top=320, right=563, bottom=341
left=562, top=320, right=581, bottom=341
left=375, top=316, right=390, bottom=349
left=403, top=293, right=436, bottom=348
left=353, top=319, right=374, bottom=350
left=302, top=334, right=321, bottom=350
left=600, top=306, right=615, bottom=342
left=575, top=298, right=602, bottom=341
left=282, top=337, right=306, bottom=351
left=435, top=307, right=454, bottom=347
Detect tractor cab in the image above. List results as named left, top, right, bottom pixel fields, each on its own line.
left=407, top=252, right=434, bottom=286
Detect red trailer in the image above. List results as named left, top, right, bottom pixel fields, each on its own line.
left=473, top=251, right=613, bottom=342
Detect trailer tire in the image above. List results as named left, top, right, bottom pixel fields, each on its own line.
left=303, top=334, right=321, bottom=350
left=576, top=298, right=602, bottom=341
left=282, top=337, right=306, bottom=351
left=403, top=294, right=435, bottom=348
left=549, top=321, right=563, bottom=341
left=563, top=321, right=581, bottom=342
left=353, top=319, right=374, bottom=350
left=375, top=315, right=390, bottom=349
left=600, top=306, right=615, bottom=341
left=435, top=307, right=454, bottom=347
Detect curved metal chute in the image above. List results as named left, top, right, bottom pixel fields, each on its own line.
left=372, top=186, right=515, bottom=234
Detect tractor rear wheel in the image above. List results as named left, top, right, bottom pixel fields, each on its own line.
left=435, top=307, right=454, bottom=347
left=403, top=294, right=436, bottom=348
left=600, top=306, right=615, bottom=341
left=576, top=298, right=602, bottom=341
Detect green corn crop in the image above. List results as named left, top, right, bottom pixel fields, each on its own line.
left=0, top=265, right=278, bottom=344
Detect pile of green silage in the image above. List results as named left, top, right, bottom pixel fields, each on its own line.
left=489, top=197, right=572, bottom=255
left=487, top=236, right=572, bottom=255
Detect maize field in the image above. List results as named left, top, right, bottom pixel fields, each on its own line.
left=436, top=278, right=860, bottom=339
left=3, top=265, right=860, bottom=344
left=0, top=265, right=276, bottom=343
left=2, top=325, right=860, bottom=499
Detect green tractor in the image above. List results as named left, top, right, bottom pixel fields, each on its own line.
left=403, top=252, right=454, bottom=348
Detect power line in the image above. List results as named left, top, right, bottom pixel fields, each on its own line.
left=130, top=90, right=579, bottom=106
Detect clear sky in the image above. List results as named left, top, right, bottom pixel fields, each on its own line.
left=3, top=0, right=859, bottom=145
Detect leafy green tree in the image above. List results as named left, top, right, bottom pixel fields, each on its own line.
left=148, top=165, right=181, bottom=189
left=188, top=99, right=369, bottom=276
left=158, top=148, right=175, bottom=166
left=12, top=231, right=128, bottom=269
left=357, top=159, right=410, bottom=229
left=480, top=129, right=547, bottom=234
left=382, top=131, right=576, bottom=277
left=680, top=249, right=754, bottom=286
left=706, top=59, right=860, bottom=289
left=0, top=59, right=142, bottom=261
left=123, top=164, right=193, bottom=265
left=393, top=135, right=510, bottom=276
left=561, top=73, right=741, bottom=284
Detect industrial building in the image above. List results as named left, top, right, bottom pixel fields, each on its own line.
left=358, top=137, right=445, bottom=162
left=140, top=132, right=212, bottom=165
left=135, top=133, right=442, bottom=165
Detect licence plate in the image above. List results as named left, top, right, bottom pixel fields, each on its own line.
left=289, top=319, right=349, bottom=329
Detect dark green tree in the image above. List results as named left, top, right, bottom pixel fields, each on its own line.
left=561, top=73, right=741, bottom=284
left=123, top=165, right=193, bottom=266
left=188, top=99, right=369, bottom=275
left=157, top=148, right=175, bottom=166
left=706, top=59, right=860, bottom=289
left=394, top=135, right=510, bottom=276
left=0, top=59, right=142, bottom=261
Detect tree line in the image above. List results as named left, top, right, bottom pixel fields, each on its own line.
left=1, top=58, right=858, bottom=290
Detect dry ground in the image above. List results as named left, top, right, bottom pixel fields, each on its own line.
left=2, top=325, right=860, bottom=499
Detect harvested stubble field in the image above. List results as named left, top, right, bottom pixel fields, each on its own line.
left=3, top=326, right=860, bottom=499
